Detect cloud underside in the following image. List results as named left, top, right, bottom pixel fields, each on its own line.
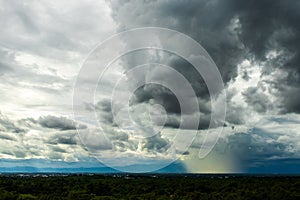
left=0, top=112, right=180, bottom=164
left=109, top=0, right=300, bottom=122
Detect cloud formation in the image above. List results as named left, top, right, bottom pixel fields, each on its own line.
left=0, top=0, right=300, bottom=173
left=37, top=115, right=86, bottom=130
left=100, top=0, right=300, bottom=172
left=109, top=0, right=300, bottom=120
left=0, top=112, right=88, bottom=161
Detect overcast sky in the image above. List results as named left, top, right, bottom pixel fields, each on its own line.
left=0, top=0, right=300, bottom=173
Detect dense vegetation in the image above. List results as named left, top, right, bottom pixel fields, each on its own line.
left=0, top=174, right=299, bottom=199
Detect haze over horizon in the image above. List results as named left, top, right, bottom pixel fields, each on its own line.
left=0, top=0, right=300, bottom=174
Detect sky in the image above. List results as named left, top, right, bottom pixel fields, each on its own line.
left=0, top=0, right=300, bottom=173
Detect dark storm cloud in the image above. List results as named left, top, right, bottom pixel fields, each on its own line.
left=110, top=50, right=213, bottom=129
left=110, top=0, right=300, bottom=117
left=37, top=115, right=87, bottom=131
left=131, top=57, right=211, bottom=112
left=110, top=0, right=245, bottom=83
left=163, top=113, right=211, bottom=130
left=133, top=84, right=181, bottom=114
left=235, top=0, right=300, bottom=66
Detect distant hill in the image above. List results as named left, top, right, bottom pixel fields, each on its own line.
left=0, top=158, right=187, bottom=173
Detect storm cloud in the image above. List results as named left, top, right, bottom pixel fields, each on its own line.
left=110, top=0, right=300, bottom=120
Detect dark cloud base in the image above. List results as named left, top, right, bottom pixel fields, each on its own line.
left=110, top=0, right=300, bottom=114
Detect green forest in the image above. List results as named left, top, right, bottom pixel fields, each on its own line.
left=0, top=174, right=299, bottom=199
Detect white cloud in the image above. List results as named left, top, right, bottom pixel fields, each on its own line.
left=0, top=0, right=117, bottom=119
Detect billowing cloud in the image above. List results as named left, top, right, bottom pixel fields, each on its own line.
left=109, top=0, right=300, bottom=121
left=37, top=115, right=87, bottom=130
